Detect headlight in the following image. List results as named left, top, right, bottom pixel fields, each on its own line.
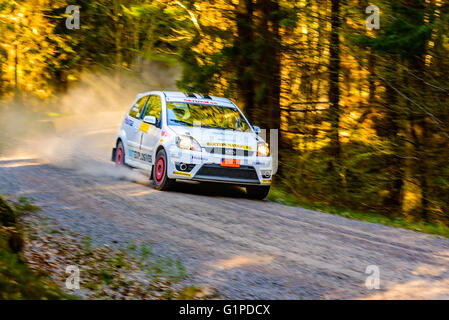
left=176, top=135, right=201, bottom=151
left=257, top=142, right=270, bottom=157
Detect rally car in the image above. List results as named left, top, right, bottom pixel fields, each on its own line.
left=112, top=91, right=273, bottom=199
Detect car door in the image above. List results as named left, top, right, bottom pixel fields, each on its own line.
left=125, top=95, right=148, bottom=165
left=139, top=94, right=163, bottom=165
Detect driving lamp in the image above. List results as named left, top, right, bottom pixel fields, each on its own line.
left=257, top=142, right=270, bottom=157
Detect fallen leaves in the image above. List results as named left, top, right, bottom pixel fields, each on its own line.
left=20, top=212, right=219, bottom=300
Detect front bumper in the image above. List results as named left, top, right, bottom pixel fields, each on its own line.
left=194, top=163, right=261, bottom=184
left=167, top=147, right=272, bottom=185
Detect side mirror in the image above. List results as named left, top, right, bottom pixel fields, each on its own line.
left=143, top=115, right=157, bottom=125
left=253, top=126, right=261, bottom=133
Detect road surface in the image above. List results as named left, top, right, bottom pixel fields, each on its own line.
left=1, top=113, right=448, bottom=299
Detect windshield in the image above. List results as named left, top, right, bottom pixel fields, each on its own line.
left=166, top=102, right=251, bottom=131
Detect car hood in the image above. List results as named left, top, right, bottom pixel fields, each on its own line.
left=168, top=125, right=260, bottom=151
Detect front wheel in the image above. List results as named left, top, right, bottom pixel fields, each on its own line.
left=153, top=149, right=175, bottom=190
left=246, top=185, right=270, bottom=200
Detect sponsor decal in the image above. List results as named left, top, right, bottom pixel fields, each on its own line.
left=166, top=97, right=219, bottom=105
left=262, top=179, right=272, bottom=183
left=206, top=142, right=252, bottom=150
left=140, top=122, right=150, bottom=133
left=182, top=98, right=218, bottom=105
left=129, top=149, right=152, bottom=163
left=190, top=154, right=207, bottom=162
left=124, top=118, right=134, bottom=127
left=173, top=171, right=192, bottom=177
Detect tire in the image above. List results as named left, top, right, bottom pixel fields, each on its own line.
left=115, top=141, right=125, bottom=166
left=246, top=185, right=270, bottom=200
left=153, top=149, right=175, bottom=190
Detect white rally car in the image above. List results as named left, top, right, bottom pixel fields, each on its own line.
left=112, top=91, right=273, bottom=199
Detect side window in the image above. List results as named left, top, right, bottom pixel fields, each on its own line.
left=144, top=95, right=162, bottom=120
left=129, top=96, right=148, bottom=119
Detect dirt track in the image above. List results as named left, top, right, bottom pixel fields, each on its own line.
left=1, top=115, right=449, bottom=299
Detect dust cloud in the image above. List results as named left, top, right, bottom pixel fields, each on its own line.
left=0, top=65, right=180, bottom=184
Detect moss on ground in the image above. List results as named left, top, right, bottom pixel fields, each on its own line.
left=0, top=196, right=70, bottom=299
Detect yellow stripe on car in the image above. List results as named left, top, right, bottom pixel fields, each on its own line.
left=173, top=171, right=192, bottom=177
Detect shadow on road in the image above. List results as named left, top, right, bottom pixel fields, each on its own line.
left=162, top=180, right=248, bottom=199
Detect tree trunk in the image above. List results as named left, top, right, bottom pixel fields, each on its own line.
left=235, top=0, right=255, bottom=122
left=254, top=0, right=281, bottom=130
left=407, top=0, right=431, bottom=222
left=14, top=42, right=20, bottom=103
left=254, top=0, right=283, bottom=176
left=114, top=0, right=122, bottom=88
left=327, top=0, right=342, bottom=192
left=382, top=60, right=404, bottom=213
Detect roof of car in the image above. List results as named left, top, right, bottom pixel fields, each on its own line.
left=138, top=91, right=233, bottom=105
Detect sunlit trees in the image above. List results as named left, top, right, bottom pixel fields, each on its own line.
left=0, top=0, right=67, bottom=102
left=1, top=0, right=449, bottom=225
left=355, top=0, right=449, bottom=221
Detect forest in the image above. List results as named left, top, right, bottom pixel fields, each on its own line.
left=1, top=0, right=449, bottom=227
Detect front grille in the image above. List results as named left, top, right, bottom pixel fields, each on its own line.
left=195, top=164, right=259, bottom=181
left=205, top=147, right=254, bottom=157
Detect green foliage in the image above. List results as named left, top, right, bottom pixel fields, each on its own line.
left=356, top=11, right=433, bottom=59
left=140, top=243, right=152, bottom=261
left=0, top=196, right=69, bottom=299
left=0, top=196, right=16, bottom=227
left=82, top=236, right=93, bottom=256
left=269, top=185, right=449, bottom=239
left=147, top=256, right=187, bottom=282
left=0, top=249, right=71, bottom=299
left=177, top=51, right=224, bottom=94
left=12, top=197, right=40, bottom=213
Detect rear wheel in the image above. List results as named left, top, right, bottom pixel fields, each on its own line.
left=153, top=149, right=174, bottom=190
left=246, top=185, right=270, bottom=200
left=115, top=141, right=125, bottom=166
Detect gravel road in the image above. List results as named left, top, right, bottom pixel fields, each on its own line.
left=1, top=114, right=449, bottom=299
